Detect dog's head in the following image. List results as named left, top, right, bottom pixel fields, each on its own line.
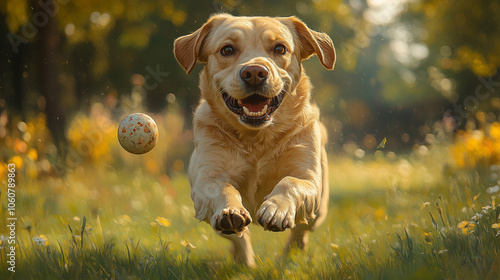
left=174, top=14, right=335, bottom=129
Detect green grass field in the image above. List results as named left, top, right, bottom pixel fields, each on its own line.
left=1, top=112, right=500, bottom=279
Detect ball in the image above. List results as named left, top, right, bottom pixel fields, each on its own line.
left=118, top=113, right=158, bottom=154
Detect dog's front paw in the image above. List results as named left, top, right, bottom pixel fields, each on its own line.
left=212, top=207, right=252, bottom=235
left=256, top=196, right=296, bottom=232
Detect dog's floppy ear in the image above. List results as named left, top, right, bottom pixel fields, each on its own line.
left=286, top=17, right=336, bottom=70
left=174, top=16, right=219, bottom=74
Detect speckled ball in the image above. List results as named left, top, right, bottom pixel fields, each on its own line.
left=118, top=113, right=158, bottom=154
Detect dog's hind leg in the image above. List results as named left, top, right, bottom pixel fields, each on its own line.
left=285, top=224, right=311, bottom=253
left=222, top=230, right=256, bottom=267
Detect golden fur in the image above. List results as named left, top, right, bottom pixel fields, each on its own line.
left=174, top=14, right=335, bottom=267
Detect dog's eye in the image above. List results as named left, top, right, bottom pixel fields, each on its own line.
left=220, top=45, right=235, bottom=56
left=274, top=44, right=287, bottom=55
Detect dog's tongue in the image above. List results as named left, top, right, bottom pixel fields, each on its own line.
left=240, top=94, right=270, bottom=112
left=242, top=101, right=269, bottom=112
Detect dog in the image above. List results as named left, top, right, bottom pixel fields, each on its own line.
left=174, top=13, right=335, bottom=267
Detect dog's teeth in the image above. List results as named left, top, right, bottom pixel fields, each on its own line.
left=238, top=99, right=242, bottom=106
left=261, top=105, right=268, bottom=116
left=242, top=105, right=268, bottom=117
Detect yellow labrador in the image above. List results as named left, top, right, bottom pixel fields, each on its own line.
left=174, top=13, right=335, bottom=267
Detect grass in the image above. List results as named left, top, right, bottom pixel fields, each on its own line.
left=1, top=111, right=500, bottom=279
left=2, top=152, right=500, bottom=279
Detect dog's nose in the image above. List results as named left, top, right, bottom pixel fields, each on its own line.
left=240, top=65, right=269, bottom=86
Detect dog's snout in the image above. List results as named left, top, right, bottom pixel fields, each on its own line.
left=240, top=65, right=269, bottom=86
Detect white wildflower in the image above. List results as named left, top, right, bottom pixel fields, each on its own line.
left=0, top=235, right=6, bottom=249
left=33, top=235, right=49, bottom=246
left=487, top=185, right=500, bottom=194
left=482, top=206, right=493, bottom=214
left=471, top=213, right=483, bottom=221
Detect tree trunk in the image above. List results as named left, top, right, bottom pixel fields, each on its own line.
left=12, top=44, right=27, bottom=119
left=72, top=42, right=93, bottom=112
left=35, top=1, right=67, bottom=155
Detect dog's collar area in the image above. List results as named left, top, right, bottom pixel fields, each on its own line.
left=222, top=90, right=285, bottom=127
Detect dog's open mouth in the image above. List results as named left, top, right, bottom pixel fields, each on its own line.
left=222, top=90, right=285, bottom=127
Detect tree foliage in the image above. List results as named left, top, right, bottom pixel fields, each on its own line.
left=1, top=0, right=499, bottom=152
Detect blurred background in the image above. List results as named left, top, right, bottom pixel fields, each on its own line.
left=0, top=0, right=499, bottom=174
left=1, top=2, right=500, bottom=278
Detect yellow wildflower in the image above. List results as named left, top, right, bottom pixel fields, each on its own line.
left=9, top=156, right=23, bottom=169
left=424, top=232, right=433, bottom=244
left=473, top=193, right=481, bottom=201
left=330, top=243, right=339, bottom=250
left=155, top=216, right=171, bottom=227
left=181, top=239, right=196, bottom=249
left=115, top=215, right=131, bottom=225
left=490, top=122, right=500, bottom=139
left=492, top=223, right=499, bottom=229
left=457, top=220, right=475, bottom=235
left=374, top=208, right=386, bottom=221
left=451, top=123, right=500, bottom=168
left=27, top=148, right=38, bottom=161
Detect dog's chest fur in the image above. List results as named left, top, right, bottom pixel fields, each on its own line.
left=193, top=100, right=310, bottom=214
left=223, top=121, right=296, bottom=212
left=237, top=143, right=284, bottom=213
